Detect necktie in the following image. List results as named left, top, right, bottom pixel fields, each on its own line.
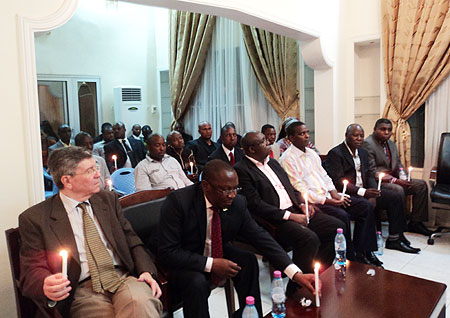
left=383, top=143, right=392, bottom=168
left=229, top=152, right=235, bottom=166
left=210, top=206, right=223, bottom=286
left=79, top=202, right=122, bottom=293
left=121, top=139, right=138, bottom=167
left=269, top=149, right=274, bottom=159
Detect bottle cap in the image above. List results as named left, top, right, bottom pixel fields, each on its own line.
left=273, top=270, right=282, bottom=278
left=376, top=231, right=381, bottom=234
left=337, top=228, right=343, bottom=234
left=246, top=296, right=255, bottom=305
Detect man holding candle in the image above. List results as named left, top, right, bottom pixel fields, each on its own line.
left=166, top=130, right=197, bottom=179
left=362, top=118, right=432, bottom=237
left=19, top=147, right=162, bottom=317
left=235, top=131, right=344, bottom=296
left=325, top=124, right=420, bottom=255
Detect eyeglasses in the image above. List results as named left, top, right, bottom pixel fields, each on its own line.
left=213, top=186, right=241, bottom=196
left=73, top=164, right=100, bottom=176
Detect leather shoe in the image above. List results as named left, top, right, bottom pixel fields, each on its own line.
left=385, top=239, right=420, bottom=254
left=354, top=253, right=372, bottom=265
left=399, top=233, right=411, bottom=246
left=408, top=222, right=434, bottom=236
left=366, top=252, right=384, bottom=267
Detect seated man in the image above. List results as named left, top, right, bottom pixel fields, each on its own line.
left=93, top=124, right=114, bottom=159
left=131, top=124, right=142, bottom=141
left=19, top=147, right=162, bottom=318
left=261, top=124, right=280, bottom=160
left=324, top=124, right=420, bottom=255
left=166, top=131, right=197, bottom=177
left=174, top=121, right=193, bottom=145
left=216, top=121, right=242, bottom=148
left=234, top=132, right=345, bottom=280
left=208, top=123, right=244, bottom=166
left=74, top=132, right=111, bottom=191
left=135, top=133, right=193, bottom=191
left=280, top=121, right=383, bottom=264
left=48, top=124, right=73, bottom=153
left=158, top=160, right=318, bottom=318
left=187, top=121, right=218, bottom=171
left=93, top=122, right=112, bottom=143
left=362, top=118, right=432, bottom=236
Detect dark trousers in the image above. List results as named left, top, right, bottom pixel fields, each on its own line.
left=376, top=188, right=408, bottom=235
left=171, top=244, right=261, bottom=318
left=382, top=179, right=429, bottom=223
left=317, top=196, right=377, bottom=256
left=275, top=210, right=345, bottom=273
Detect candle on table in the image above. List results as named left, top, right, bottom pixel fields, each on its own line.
left=377, top=173, right=385, bottom=191
left=107, top=179, right=113, bottom=191
left=59, top=250, right=68, bottom=277
left=408, top=166, right=413, bottom=182
left=314, top=262, right=320, bottom=307
left=112, top=155, right=118, bottom=170
left=190, top=162, right=194, bottom=175
left=303, top=192, right=309, bottom=224
left=341, top=180, right=348, bottom=200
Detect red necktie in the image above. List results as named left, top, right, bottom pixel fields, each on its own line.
left=211, top=207, right=223, bottom=286
left=269, top=149, right=274, bottom=158
left=229, top=152, right=235, bottom=166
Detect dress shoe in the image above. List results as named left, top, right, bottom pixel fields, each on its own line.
left=408, top=222, right=434, bottom=236
left=385, top=239, right=420, bottom=254
left=354, top=253, right=372, bottom=265
left=366, top=252, right=384, bottom=267
left=399, top=233, right=411, bottom=246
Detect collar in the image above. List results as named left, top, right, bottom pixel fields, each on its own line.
left=61, top=140, right=71, bottom=147
left=146, top=153, right=169, bottom=163
left=59, top=192, right=90, bottom=212
left=290, top=144, right=308, bottom=156
left=344, top=141, right=358, bottom=157
left=222, top=144, right=234, bottom=156
left=245, top=154, right=269, bottom=167
left=204, top=195, right=213, bottom=210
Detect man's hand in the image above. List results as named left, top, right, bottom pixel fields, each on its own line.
left=364, top=189, right=381, bottom=199
left=325, top=197, right=351, bottom=208
left=43, top=273, right=71, bottom=302
left=138, top=272, right=162, bottom=298
left=187, top=173, right=198, bottom=181
left=394, top=179, right=413, bottom=189
left=289, top=213, right=308, bottom=225
left=211, top=258, right=241, bottom=279
left=293, top=273, right=321, bottom=296
left=300, top=203, right=316, bottom=218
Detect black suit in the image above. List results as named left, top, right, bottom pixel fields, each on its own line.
left=104, top=137, right=146, bottom=172
left=234, top=157, right=345, bottom=273
left=208, top=146, right=244, bottom=166
left=186, top=138, right=218, bottom=171
left=324, top=142, right=407, bottom=236
left=158, top=183, right=293, bottom=318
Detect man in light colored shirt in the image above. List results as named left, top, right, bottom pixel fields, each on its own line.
left=92, top=125, right=114, bottom=159
left=135, top=133, right=193, bottom=191
left=281, top=121, right=380, bottom=264
left=159, top=160, right=319, bottom=318
left=131, top=124, right=142, bottom=141
left=48, top=124, right=73, bottom=153
left=261, top=124, right=281, bottom=160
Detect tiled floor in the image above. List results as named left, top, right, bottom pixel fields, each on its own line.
left=173, top=226, right=450, bottom=317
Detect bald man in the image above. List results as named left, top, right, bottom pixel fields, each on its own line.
left=186, top=121, right=218, bottom=171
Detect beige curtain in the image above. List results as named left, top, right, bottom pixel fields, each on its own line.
left=169, top=11, right=216, bottom=127
left=241, top=24, right=299, bottom=121
left=382, top=0, right=450, bottom=166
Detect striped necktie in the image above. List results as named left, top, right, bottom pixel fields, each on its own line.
left=210, top=206, right=223, bottom=286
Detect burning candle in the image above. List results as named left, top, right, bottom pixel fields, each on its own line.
left=314, top=262, right=320, bottom=307
left=59, top=250, right=68, bottom=277
left=377, top=173, right=385, bottom=191
left=112, top=155, right=118, bottom=170
left=408, top=166, right=413, bottom=181
left=304, top=192, right=309, bottom=224
left=341, top=180, right=348, bottom=200
left=190, top=162, right=194, bottom=175
left=107, top=179, right=113, bottom=191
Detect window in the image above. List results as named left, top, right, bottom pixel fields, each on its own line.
left=407, top=104, right=425, bottom=167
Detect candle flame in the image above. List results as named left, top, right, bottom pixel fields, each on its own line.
left=112, top=155, right=117, bottom=160
left=107, top=180, right=112, bottom=186
left=190, top=162, right=193, bottom=166
left=379, top=172, right=385, bottom=178
left=303, top=192, right=308, bottom=199
left=59, top=250, right=68, bottom=258
left=343, top=180, right=348, bottom=185
left=408, top=166, right=413, bottom=171
left=314, top=262, right=320, bottom=270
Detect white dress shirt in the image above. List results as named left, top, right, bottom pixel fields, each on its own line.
left=222, top=144, right=235, bottom=163
left=92, top=141, right=106, bottom=159
left=344, top=142, right=366, bottom=197
left=119, top=138, right=133, bottom=168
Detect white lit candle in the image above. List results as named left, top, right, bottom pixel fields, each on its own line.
left=107, top=179, right=113, bottom=191
left=314, top=262, right=320, bottom=307
left=341, top=180, right=348, bottom=200
left=303, top=192, right=309, bottom=224
left=59, top=250, right=68, bottom=277
left=190, top=162, right=194, bottom=175
left=112, top=155, right=118, bottom=170
left=377, top=173, right=385, bottom=191
left=408, top=166, right=413, bottom=182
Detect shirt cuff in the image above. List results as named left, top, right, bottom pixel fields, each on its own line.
left=283, top=211, right=291, bottom=220
left=357, top=187, right=366, bottom=197
left=204, top=257, right=213, bottom=272
left=284, top=264, right=302, bottom=280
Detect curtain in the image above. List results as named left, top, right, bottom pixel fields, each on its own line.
left=381, top=0, right=450, bottom=167
left=169, top=10, right=216, bottom=128
left=184, top=17, right=280, bottom=140
left=241, top=24, right=299, bottom=122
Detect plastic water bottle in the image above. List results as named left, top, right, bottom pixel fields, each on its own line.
left=271, top=271, right=286, bottom=318
left=242, top=296, right=259, bottom=318
left=376, top=231, right=384, bottom=255
left=399, top=167, right=408, bottom=180
left=334, top=228, right=347, bottom=270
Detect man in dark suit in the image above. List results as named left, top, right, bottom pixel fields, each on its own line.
left=158, top=160, right=319, bottom=318
left=324, top=124, right=420, bottom=255
left=208, top=123, right=244, bottom=166
left=174, top=122, right=193, bottom=145
left=362, top=118, right=432, bottom=236
left=186, top=121, right=218, bottom=171
left=104, top=121, right=147, bottom=173
left=234, top=132, right=345, bottom=280
left=216, top=122, right=242, bottom=148
left=19, top=147, right=162, bottom=318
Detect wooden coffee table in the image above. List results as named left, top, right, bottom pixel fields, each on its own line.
left=264, top=261, right=447, bottom=318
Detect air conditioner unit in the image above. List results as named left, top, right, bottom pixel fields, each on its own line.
left=113, top=86, right=146, bottom=131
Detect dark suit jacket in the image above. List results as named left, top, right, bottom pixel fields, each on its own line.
left=234, top=157, right=302, bottom=224
left=362, top=134, right=403, bottom=177
left=208, top=146, right=244, bottom=165
left=323, top=142, right=377, bottom=194
left=186, top=138, right=218, bottom=170
left=18, top=191, right=156, bottom=318
left=104, top=137, right=146, bottom=172
left=158, top=183, right=293, bottom=273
